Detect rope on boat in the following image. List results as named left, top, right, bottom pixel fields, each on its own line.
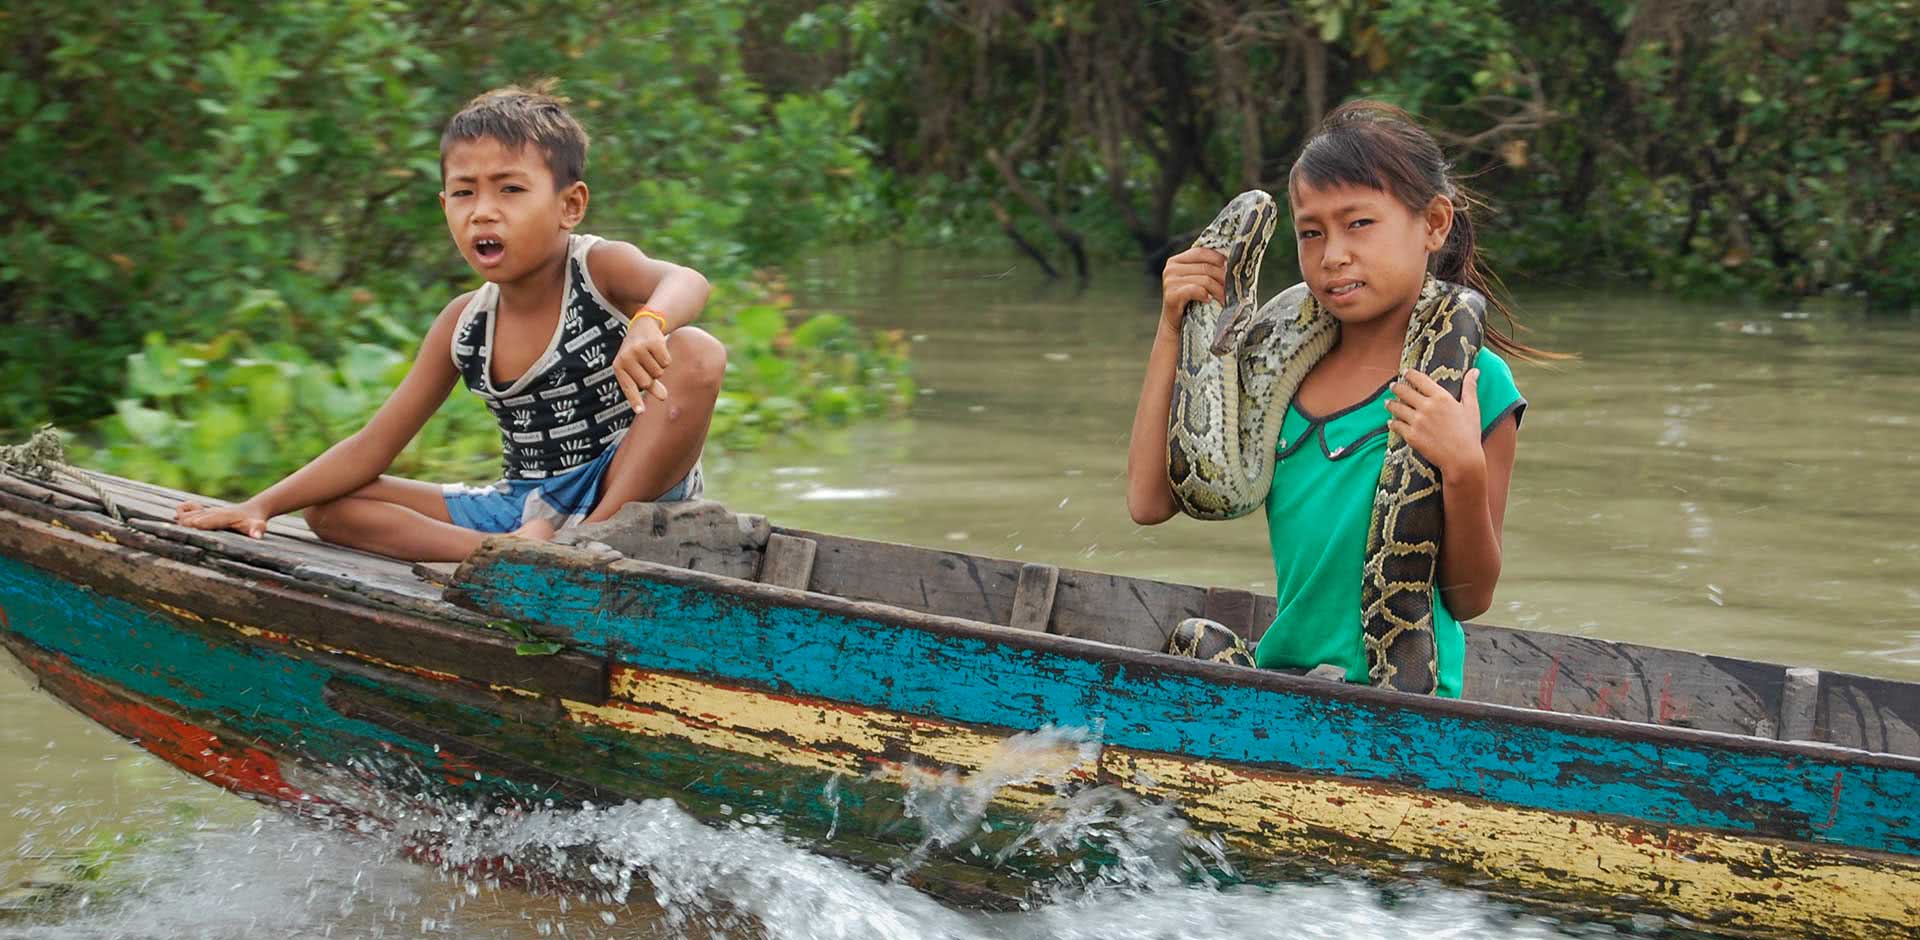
left=0, top=426, right=122, bottom=523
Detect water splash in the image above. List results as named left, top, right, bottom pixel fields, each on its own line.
left=891, top=725, right=1103, bottom=873
left=884, top=725, right=1229, bottom=900
left=3, top=727, right=1647, bottom=940
left=2, top=799, right=1628, bottom=940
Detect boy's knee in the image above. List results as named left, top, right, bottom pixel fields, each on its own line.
left=303, top=500, right=345, bottom=537
left=669, top=327, right=727, bottom=393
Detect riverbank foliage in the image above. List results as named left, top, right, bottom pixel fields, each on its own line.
left=1, top=0, right=909, bottom=493
left=776, top=0, right=1915, bottom=304
left=3, top=1, right=1913, bottom=487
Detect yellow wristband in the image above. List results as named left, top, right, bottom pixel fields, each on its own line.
left=629, top=308, right=669, bottom=334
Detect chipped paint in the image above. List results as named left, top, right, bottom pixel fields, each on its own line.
left=204, top=612, right=467, bottom=685
left=330, top=649, right=464, bottom=684
left=4, top=536, right=1920, bottom=938
left=218, top=618, right=296, bottom=644
left=463, top=559, right=1920, bottom=857
left=25, top=649, right=309, bottom=803
left=0, top=555, right=447, bottom=783
left=568, top=664, right=1920, bottom=937
left=567, top=667, right=1096, bottom=812
left=149, top=600, right=205, bottom=622
left=1114, top=750, right=1920, bottom=937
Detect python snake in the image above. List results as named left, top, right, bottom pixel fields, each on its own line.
left=1164, top=190, right=1486, bottom=694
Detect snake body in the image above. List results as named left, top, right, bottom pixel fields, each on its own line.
left=1164, top=190, right=1486, bottom=693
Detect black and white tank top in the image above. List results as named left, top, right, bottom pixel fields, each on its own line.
left=450, top=234, right=633, bottom=480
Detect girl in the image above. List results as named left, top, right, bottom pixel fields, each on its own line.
left=1126, top=100, right=1549, bottom=698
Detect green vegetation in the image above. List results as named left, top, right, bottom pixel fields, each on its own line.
left=1, top=0, right=910, bottom=495
left=485, top=619, right=565, bottom=656
left=779, top=0, right=1915, bottom=303
left=2, top=1, right=1913, bottom=493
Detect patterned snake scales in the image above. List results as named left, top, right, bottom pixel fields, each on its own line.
left=1165, top=190, right=1486, bottom=694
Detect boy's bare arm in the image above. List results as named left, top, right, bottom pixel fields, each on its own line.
left=587, top=240, right=711, bottom=330
left=175, top=293, right=472, bottom=536
left=586, top=240, right=713, bottom=413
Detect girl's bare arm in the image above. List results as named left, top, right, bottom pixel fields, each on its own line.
left=1385, top=368, right=1517, bottom=621
left=1433, top=415, right=1516, bottom=621
left=1127, top=247, right=1224, bottom=525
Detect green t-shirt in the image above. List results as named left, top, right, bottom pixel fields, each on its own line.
left=1254, top=347, right=1525, bottom=698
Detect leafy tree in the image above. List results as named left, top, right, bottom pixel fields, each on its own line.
left=1, top=0, right=912, bottom=493
left=780, top=0, right=1915, bottom=304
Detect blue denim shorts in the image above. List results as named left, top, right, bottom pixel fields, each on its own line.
left=441, top=448, right=703, bottom=534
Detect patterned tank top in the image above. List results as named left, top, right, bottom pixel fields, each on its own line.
left=449, top=234, right=633, bottom=480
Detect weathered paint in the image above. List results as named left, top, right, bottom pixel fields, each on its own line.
left=212, top=614, right=469, bottom=684
left=0, top=555, right=513, bottom=801
left=568, top=667, right=1099, bottom=813
left=561, top=665, right=1920, bottom=937
left=20, top=647, right=310, bottom=803
left=317, top=671, right=1121, bottom=905
left=458, top=559, right=1920, bottom=857
left=5, top=535, right=1920, bottom=936
left=1114, top=750, right=1920, bottom=937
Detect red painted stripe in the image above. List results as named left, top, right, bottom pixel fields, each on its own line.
left=29, top=651, right=310, bottom=803
left=1537, top=655, right=1559, bottom=711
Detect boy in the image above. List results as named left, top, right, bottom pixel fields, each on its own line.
left=177, top=82, right=726, bottom=561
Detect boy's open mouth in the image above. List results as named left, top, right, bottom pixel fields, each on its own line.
left=475, top=238, right=505, bottom=261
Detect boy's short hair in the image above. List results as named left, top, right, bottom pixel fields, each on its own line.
left=441, top=80, right=589, bottom=188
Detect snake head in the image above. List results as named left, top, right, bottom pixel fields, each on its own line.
left=1201, top=191, right=1279, bottom=356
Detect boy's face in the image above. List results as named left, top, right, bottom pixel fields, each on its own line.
left=440, top=137, right=588, bottom=283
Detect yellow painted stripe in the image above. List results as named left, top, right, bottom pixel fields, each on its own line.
left=565, top=666, right=1919, bottom=939
left=566, top=668, right=1098, bottom=811
left=149, top=600, right=206, bottom=623
left=1112, top=751, right=1918, bottom=937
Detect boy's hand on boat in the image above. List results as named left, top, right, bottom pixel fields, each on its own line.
left=174, top=499, right=270, bottom=539
left=1385, top=368, right=1484, bottom=479
left=1159, top=247, right=1227, bottom=333
left=614, top=316, right=672, bottom=414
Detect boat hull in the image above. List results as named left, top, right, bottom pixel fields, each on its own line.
left=2, top=507, right=1918, bottom=937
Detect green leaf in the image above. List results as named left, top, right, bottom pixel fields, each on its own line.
left=126, top=335, right=192, bottom=399
left=485, top=619, right=539, bottom=642
left=339, top=343, right=404, bottom=388
left=113, top=399, right=176, bottom=446
left=791, top=313, right=850, bottom=349
left=733, top=305, right=787, bottom=345
left=514, top=641, right=565, bottom=656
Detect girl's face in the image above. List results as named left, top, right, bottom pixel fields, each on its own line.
left=1289, top=181, right=1451, bottom=325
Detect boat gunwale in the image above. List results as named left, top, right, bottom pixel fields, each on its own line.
left=0, top=469, right=1914, bottom=773
left=772, top=522, right=1907, bottom=715
left=454, top=538, right=1920, bottom=775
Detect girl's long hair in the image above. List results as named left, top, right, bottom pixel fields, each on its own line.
left=1288, top=100, right=1565, bottom=363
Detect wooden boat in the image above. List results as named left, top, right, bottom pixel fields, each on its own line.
left=0, top=467, right=1914, bottom=937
